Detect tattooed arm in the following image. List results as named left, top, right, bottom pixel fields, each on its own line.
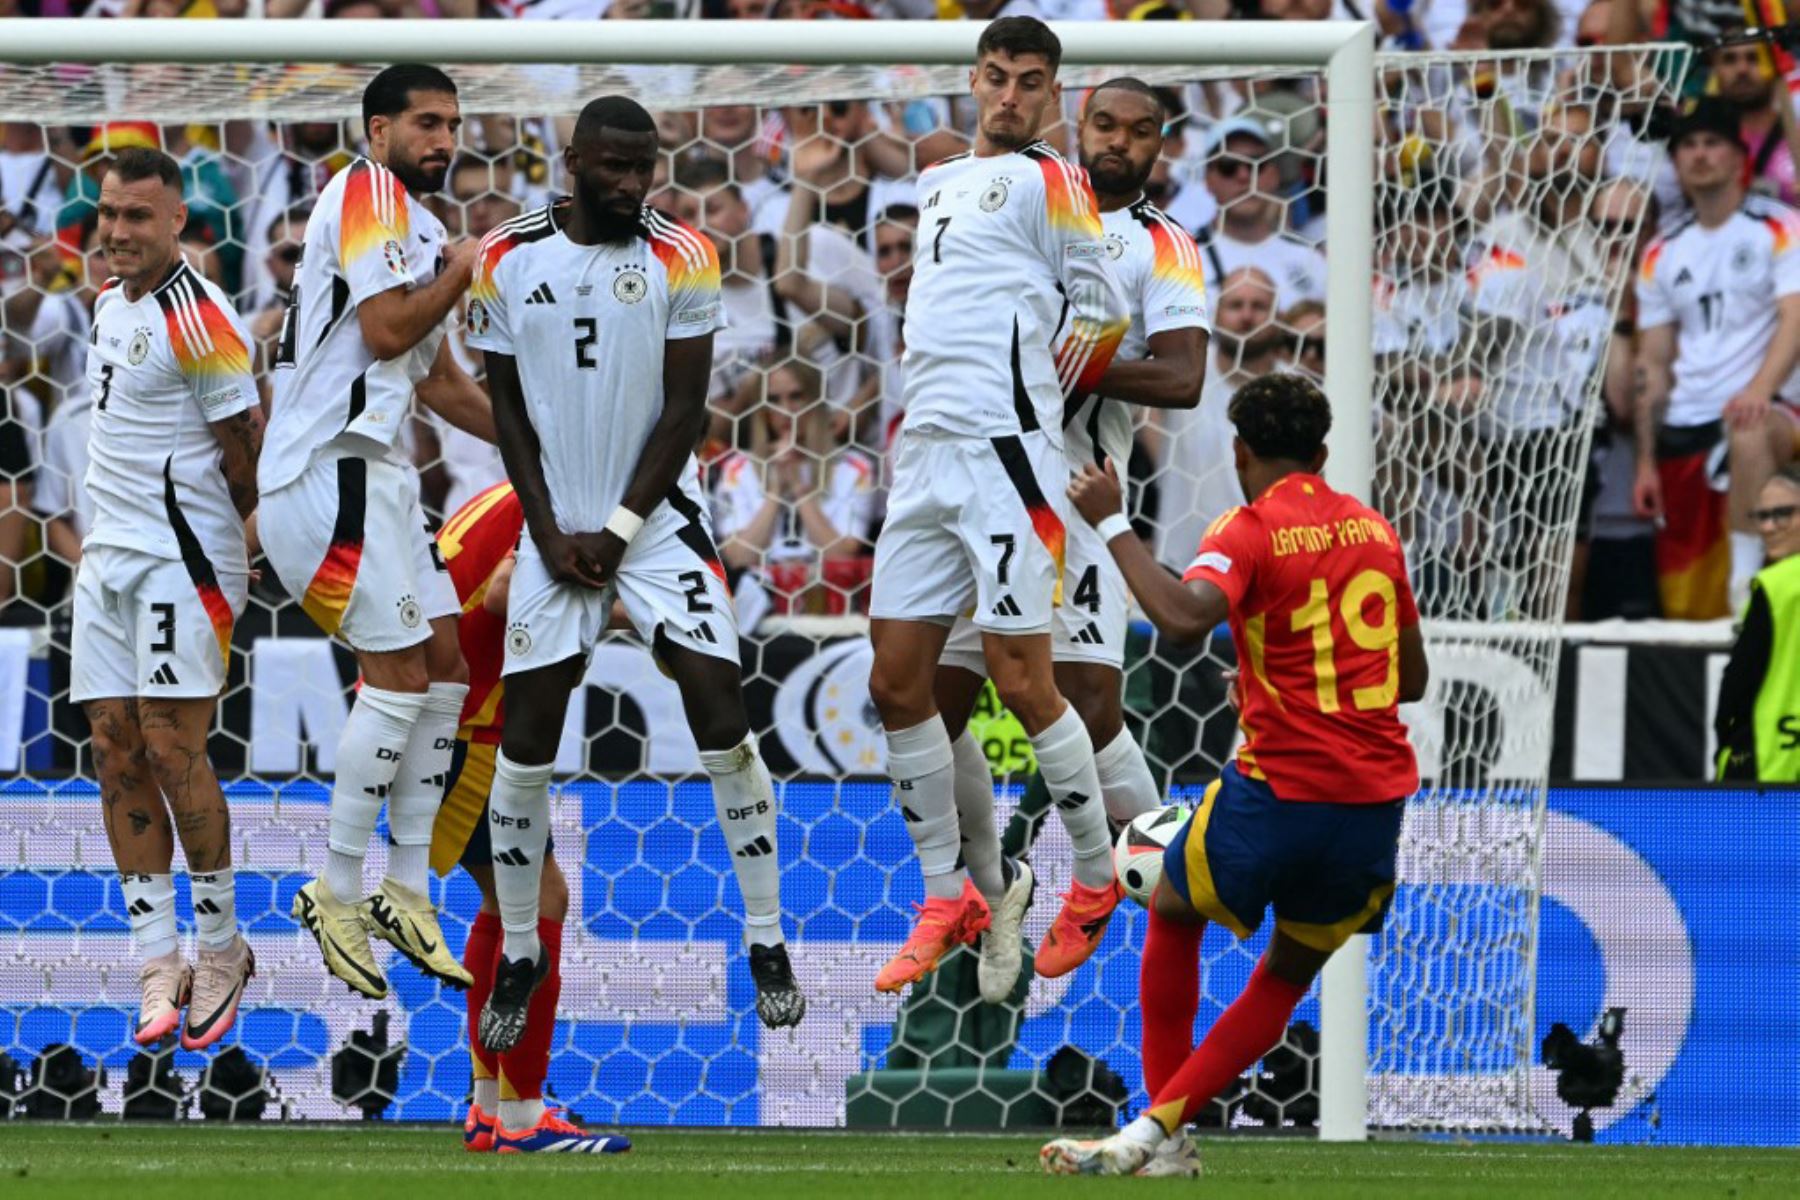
left=210, top=405, right=266, bottom=521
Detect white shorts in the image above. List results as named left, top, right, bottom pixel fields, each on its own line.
left=259, top=452, right=459, bottom=653
left=71, top=544, right=249, bottom=702
left=940, top=510, right=1130, bottom=673
left=503, top=499, right=739, bottom=675
left=870, top=429, right=1069, bottom=634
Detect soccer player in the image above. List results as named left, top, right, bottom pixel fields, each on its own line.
left=867, top=15, right=1130, bottom=995
left=427, top=482, right=629, bottom=1155
left=935, top=78, right=1210, bottom=1001
left=260, top=66, right=494, bottom=999
left=71, top=147, right=263, bottom=1050
left=465, top=94, right=803, bottom=1062
left=1042, top=375, right=1428, bottom=1176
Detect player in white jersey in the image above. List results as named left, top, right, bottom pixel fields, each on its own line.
left=935, top=80, right=1210, bottom=1002
left=69, top=149, right=263, bottom=1052
left=465, top=97, right=804, bottom=1090
left=259, top=66, right=496, bottom=1000
left=1634, top=99, right=1800, bottom=616
left=867, top=17, right=1131, bottom=996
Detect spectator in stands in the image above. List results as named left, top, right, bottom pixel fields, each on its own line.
left=1194, top=115, right=1326, bottom=308
left=0, top=124, right=73, bottom=248
left=1279, top=298, right=1325, bottom=383
left=433, top=155, right=522, bottom=241
left=701, top=105, right=785, bottom=235
left=244, top=119, right=352, bottom=308
left=1710, top=27, right=1800, bottom=209
left=1635, top=99, right=1800, bottom=619
left=1714, top=464, right=1800, bottom=782
left=1148, top=265, right=1279, bottom=569
left=161, top=124, right=243, bottom=293
left=29, top=362, right=91, bottom=575
left=249, top=204, right=309, bottom=373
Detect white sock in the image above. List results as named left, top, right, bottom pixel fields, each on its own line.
left=385, top=681, right=468, bottom=896
left=473, top=1077, right=499, bottom=1112
left=188, top=869, right=238, bottom=950
left=1094, top=726, right=1160, bottom=826
left=489, top=750, right=552, bottom=963
left=121, top=872, right=179, bottom=960
left=1122, top=1113, right=1168, bottom=1147
left=886, top=715, right=965, bottom=901
left=1730, top=531, right=1764, bottom=592
left=499, top=1097, right=546, bottom=1130
left=1031, top=705, right=1114, bottom=889
left=326, top=685, right=427, bottom=902
left=950, top=728, right=1004, bottom=903
left=699, top=733, right=785, bottom=949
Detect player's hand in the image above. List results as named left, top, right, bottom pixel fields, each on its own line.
left=1068, top=460, right=1125, bottom=526
left=575, top=529, right=628, bottom=589
left=1220, top=667, right=1242, bottom=713
left=440, top=238, right=480, bottom=288
left=1632, top=459, right=1663, bottom=522
left=540, top=530, right=611, bottom=591
left=1722, top=385, right=1773, bottom=432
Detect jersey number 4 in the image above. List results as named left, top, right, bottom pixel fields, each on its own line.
left=1289, top=569, right=1399, bottom=713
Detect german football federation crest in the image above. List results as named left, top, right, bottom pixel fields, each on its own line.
left=466, top=298, right=489, bottom=336
left=979, top=179, right=1010, bottom=212
left=1103, top=233, right=1127, bottom=261
left=507, top=623, right=532, bottom=656
left=1731, top=243, right=1757, bottom=274
left=383, top=239, right=408, bottom=277
left=396, top=594, right=422, bottom=629
left=127, top=328, right=152, bottom=365
left=614, top=269, right=647, bottom=304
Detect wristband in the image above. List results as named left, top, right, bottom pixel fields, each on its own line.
left=1094, top=513, right=1133, bottom=543
left=605, top=506, right=645, bottom=544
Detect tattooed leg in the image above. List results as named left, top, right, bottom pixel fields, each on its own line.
left=137, top=697, right=233, bottom=875
left=85, top=698, right=174, bottom=874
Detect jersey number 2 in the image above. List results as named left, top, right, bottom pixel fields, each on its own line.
left=1289, top=569, right=1399, bottom=713
left=574, top=318, right=599, bottom=370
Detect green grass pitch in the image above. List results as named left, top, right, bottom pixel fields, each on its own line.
left=3, top=1125, right=1799, bottom=1198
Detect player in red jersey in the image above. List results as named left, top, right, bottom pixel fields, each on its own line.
left=1042, top=374, right=1429, bottom=1177
left=425, top=481, right=627, bottom=1155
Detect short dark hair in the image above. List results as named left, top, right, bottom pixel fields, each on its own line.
left=976, top=16, right=1062, bottom=73
left=1228, top=373, right=1332, bottom=464
left=673, top=152, right=731, bottom=193
left=1088, top=77, right=1165, bottom=122
left=107, top=146, right=182, bottom=192
left=362, top=64, right=458, bottom=138
left=575, top=94, right=657, bottom=145
left=877, top=204, right=920, bottom=227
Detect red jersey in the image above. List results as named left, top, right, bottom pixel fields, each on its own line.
left=435, top=482, right=524, bottom=745
left=1181, top=473, right=1420, bottom=803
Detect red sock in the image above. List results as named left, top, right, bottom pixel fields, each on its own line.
left=465, top=910, right=503, bottom=1084
left=1146, top=958, right=1309, bottom=1133
left=1140, top=905, right=1204, bottom=1099
left=498, top=917, right=562, bottom=1103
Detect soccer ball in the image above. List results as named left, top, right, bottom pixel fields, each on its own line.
left=1113, top=804, right=1189, bottom=908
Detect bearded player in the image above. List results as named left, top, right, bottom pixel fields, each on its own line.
left=935, top=78, right=1210, bottom=1001
left=417, top=482, right=629, bottom=1155
left=1042, top=375, right=1428, bottom=1176
left=73, top=147, right=263, bottom=1050
left=465, top=94, right=803, bottom=1075
left=260, top=65, right=496, bottom=999
left=868, top=16, right=1131, bottom=995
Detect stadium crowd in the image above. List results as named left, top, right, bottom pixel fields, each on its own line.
left=2, top=0, right=1798, bottom=631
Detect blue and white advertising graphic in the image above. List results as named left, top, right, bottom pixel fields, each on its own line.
left=0, top=780, right=1792, bottom=1143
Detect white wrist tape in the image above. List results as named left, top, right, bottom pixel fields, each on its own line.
left=605, top=506, right=645, bottom=544
left=1094, top=513, right=1134, bottom=543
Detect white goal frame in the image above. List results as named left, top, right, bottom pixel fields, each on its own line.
left=2, top=15, right=1379, bottom=1140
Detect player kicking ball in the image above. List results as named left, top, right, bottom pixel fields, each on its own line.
left=868, top=16, right=1131, bottom=995
left=418, top=483, right=627, bottom=1155
left=1042, top=376, right=1428, bottom=1176
left=72, top=147, right=264, bottom=1050
left=934, top=78, right=1210, bottom=1001
left=466, top=95, right=803, bottom=1075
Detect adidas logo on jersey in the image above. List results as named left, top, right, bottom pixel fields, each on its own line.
left=991, top=595, right=1023, bottom=618
left=1072, top=623, right=1105, bottom=646
left=1673, top=267, right=1693, bottom=286
left=525, top=282, right=557, bottom=305
left=149, top=662, right=181, bottom=687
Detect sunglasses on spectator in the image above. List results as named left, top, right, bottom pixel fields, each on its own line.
left=1752, top=504, right=1797, bottom=528
left=1294, top=335, right=1325, bottom=357
left=1209, top=156, right=1256, bottom=178
left=274, top=244, right=303, bottom=265
left=1589, top=216, right=1636, bottom=239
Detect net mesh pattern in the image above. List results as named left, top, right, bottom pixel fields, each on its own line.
left=0, top=41, right=1688, bottom=1129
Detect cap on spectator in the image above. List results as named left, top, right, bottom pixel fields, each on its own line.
left=1123, top=0, right=1190, bottom=17
left=1667, top=97, right=1746, bottom=153
left=1206, top=114, right=1278, bottom=156
left=81, top=122, right=161, bottom=162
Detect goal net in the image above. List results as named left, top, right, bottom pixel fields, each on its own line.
left=0, top=22, right=1688, bottom=1132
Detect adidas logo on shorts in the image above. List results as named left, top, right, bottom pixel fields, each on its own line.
left=148, top=662, right=182, bottom=687
left=991, top=595, right=1023, bottom=618
left=1072, top=623, right=1104, bottom=645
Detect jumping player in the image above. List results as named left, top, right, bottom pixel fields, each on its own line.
left=868, top=16, right=1130, bottom=995
left=72, top=147, right=263, bottom=1051
left=1043, top=375, right=1428, bottom=1176
left=465, top=95, right=803, bottom=1075
left=935, top=78, right=1210, bottom=1001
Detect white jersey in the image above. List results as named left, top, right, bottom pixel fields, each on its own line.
left=1064, top=200, right=1211, bottom=470
left=464, top=201, right=725, bottom=534
left=1636, top=199, right=1800, bottom=427
left=1373, top=273, right=1466, bottom=360
left=82, top=264, right=257, bottom=574
left=262, top=157, right=449, bottom=492
left=710, top=448, right=878, bottom=563
left=1196, top=226, right=1328, bottom=310
left=31, top=391, right=94, bottom=539
left=900, top=142, right=1128, bottom=441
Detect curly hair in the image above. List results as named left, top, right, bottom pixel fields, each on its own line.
left=1227, top=373, right=1332, bottom=464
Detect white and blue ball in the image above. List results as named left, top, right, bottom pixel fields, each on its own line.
left=1113, top=804, right=1190, bottom=907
